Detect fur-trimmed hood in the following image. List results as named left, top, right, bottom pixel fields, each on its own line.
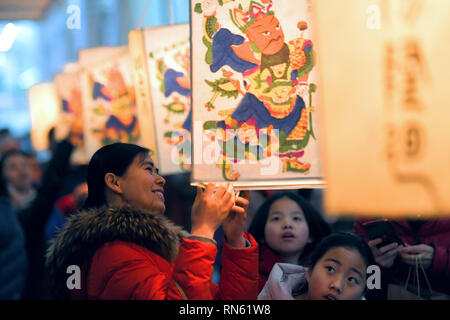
left=46, top=205, right=186, bottom=298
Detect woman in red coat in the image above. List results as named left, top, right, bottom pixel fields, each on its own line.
left=46, top=143, right=258, bottom=300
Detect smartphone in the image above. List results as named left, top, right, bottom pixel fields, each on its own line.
left=361, top=219, right=404, bottom=248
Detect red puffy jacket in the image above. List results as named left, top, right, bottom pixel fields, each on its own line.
left=257, top=244, right=283, bottom=293
left=47, top=205, right=259, bottom=299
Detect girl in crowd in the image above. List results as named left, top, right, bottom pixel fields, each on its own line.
left=259, top=232, right=375, bottom=300
left=46, top=143, right=258, bottom=300
left=248, top=192, right=331, bottom=291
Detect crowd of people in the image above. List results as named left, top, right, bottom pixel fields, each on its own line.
left=1, top=128, right=449, bottom=300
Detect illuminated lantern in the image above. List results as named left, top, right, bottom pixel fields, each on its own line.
left=129, top=24, right=192, bottom=175
left=28, top=82, right=60, bottom=151
left=54, top=63, right=88, bottom=164
left=313, top=0, right=450, bottom=217
left=79, top=47, right=141, bottom=159
left=190, top=0, right=324, bottom=189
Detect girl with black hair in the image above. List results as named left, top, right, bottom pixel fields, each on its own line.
left=259, top=232, right=375, bottom=300
left=248, top=192, right=331, bottom=292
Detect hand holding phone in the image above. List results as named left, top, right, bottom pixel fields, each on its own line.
left=362, top=219, right=404, bottom=268
left=368, top=240, right=400, bottom=268
left=362, top=219, right=404, bottom=248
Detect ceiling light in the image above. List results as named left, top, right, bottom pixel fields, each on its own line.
left=0, top=23, right=20, bottom=52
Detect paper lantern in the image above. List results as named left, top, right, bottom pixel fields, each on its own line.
left=28, top=82, right=60, bottom=151
left=79, top=47, right=142, bottom=159
left=54, top=63, right=88, bottom=164
left=312, top=0, right=450, bottom=217
left=190, top=0, right=324, bottom=189
left=129, top=24, right=191, bottom=175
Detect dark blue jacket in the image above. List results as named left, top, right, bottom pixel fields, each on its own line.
left=19, top=139, right=74, bottom=299
left=0, top=196, right=28, bottom=299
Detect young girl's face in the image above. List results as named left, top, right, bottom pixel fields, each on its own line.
left=306, top=247, right=367, bottom=300
left=264, top=197, right=310, bottom=258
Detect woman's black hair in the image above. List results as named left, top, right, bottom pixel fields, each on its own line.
left=83, top=143, right=150, bottom=209
left=248, top=192, right=331, bottom=264
left=309, top=232, right=376, bottom=271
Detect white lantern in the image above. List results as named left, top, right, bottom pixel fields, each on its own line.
left=28, top=82, right=60, bottom=151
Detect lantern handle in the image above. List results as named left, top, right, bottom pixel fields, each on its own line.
left=167, top=0, right=174, bottom=25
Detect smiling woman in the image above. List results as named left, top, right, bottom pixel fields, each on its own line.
left=111, top=155, right=165, bottom=213
left=46, top=142, right=259, bottom=300
left=84, top=143, right=167, bottom=214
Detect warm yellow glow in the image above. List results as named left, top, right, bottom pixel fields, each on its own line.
left=28, top=83, right=60, bottom=151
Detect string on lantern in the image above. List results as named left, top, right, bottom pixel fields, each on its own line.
left=137, top=0, right=152, bottom=29
left=136, top=0, right=174, bottom=29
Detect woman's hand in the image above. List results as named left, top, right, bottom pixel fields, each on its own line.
left=368, top=238, right=401, bottom=268
left=398, top=244, right=435, bottom=270
left=222, top=190, right=251, bottom=248
left=190, top=183, right=234, bottom=240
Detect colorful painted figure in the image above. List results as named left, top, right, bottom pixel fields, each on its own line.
left=197, top=0, right=317, bottom=180
left=62, top=87, right=84, bottom=146
left=153, top=46, right=192, bottom=171
left=92, top=67, right=140, bottom=145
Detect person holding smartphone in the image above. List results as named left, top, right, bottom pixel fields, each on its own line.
left=354, top=217, right=450, bottom=299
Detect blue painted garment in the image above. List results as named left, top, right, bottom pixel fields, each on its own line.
left=210, top=28, right=257, bottom=73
